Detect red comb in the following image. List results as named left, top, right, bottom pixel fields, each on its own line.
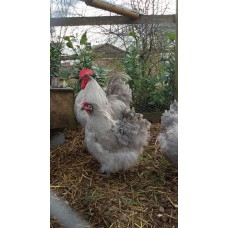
left=79, top=68, right=94, bottom=78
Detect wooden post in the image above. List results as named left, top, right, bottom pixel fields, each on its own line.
left=174, top=0, right=178, bottom=101
left=82, top=0, right=141, bottom=18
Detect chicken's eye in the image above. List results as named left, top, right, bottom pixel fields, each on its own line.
left=86, top=104, right=93, bottom=110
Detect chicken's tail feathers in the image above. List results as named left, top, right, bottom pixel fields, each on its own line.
left=106, top=72, right=132, bottom=106
left=161, top=100, right=178, bottom=129
left=170, top=100, right=178, bottom=113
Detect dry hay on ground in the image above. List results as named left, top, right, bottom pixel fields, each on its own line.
left=50, top=123, right=178, bottom=228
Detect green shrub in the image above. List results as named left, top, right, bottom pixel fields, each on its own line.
left=50, top=42, right=62, bottom=77
left=122, top=32, right=175, bottom=112
left=62, top=32, right=111, bottom=95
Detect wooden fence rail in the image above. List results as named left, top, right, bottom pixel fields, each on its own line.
left=50, top=15, right=175, bottom=27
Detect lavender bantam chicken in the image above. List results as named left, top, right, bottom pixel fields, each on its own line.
left=157, top=100, right=178, bottom=165
left=74, top=68, right=132, bottom=128
left=81, top=101, right=151, bottom=176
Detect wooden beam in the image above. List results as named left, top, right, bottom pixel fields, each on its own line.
left=50, top=15, right=175, bottom=27
left=82, top=0, right=141, bottom=19
left=60, top=55, right=75, bottom=61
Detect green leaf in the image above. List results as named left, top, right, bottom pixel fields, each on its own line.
left=80, top=32, right=87, bottom=45
left=66, top=41, right=74, bottom=49
left=72, top=72, right=78, bottom=78
left=129, top=31, right=136, bottom=38
left=165, top=32, right=176, bottom=41
left=63, top=36, right=71, bottom=41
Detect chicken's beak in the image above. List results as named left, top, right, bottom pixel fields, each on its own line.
left=81, top=106, right=85, bottom=111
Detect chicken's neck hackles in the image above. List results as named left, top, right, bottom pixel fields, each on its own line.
left=81, top=76, right=90, bottom=89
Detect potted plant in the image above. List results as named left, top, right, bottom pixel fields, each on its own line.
left=57, top=67, right=73, bottom=88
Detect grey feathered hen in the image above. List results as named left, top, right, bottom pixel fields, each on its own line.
left=81, top=101, right=151, bottom=176
left=74, top=69, right=132, bottom=128
left=157, top=100, right=178, bottom=165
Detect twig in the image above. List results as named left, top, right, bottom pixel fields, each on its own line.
left=51, top=186, right=67, bottom=188
left=166, top=195, right=178, bottom=208
left=163, top=213, right=177, bottom=220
